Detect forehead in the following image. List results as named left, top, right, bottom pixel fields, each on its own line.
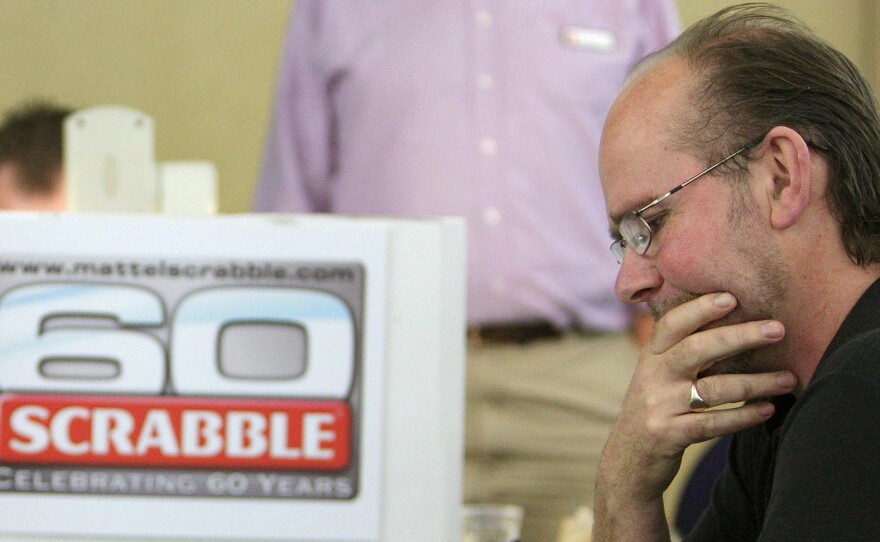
left=600, top=57, right=698, bottom=223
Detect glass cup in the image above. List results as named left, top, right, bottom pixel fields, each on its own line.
left=461, top=504, right=524, bottom=542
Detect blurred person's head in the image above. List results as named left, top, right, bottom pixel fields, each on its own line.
left=0, top=101, right=72, bottom=210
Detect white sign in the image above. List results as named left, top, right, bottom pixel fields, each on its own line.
left=0, top=213, right=465, bottom=542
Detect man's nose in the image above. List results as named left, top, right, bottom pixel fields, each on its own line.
left=615, top=248, right=662, bottom=304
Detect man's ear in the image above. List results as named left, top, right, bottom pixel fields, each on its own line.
left=758, top=126, right=813, bottom=230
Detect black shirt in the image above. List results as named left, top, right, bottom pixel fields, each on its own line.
left=686, top=278, right=880, bottom=541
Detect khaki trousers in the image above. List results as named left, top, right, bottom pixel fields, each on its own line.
left=465, top=331, right=639, bottom=541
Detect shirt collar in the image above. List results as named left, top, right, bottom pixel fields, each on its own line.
left=815, top=276, right=880, bottom=375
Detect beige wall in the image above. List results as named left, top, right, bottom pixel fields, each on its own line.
left=0, top=1, right=875, bottom=212
left=0, top=0, right=292, bottom=213
left=678, top=0, right=876, bottom=82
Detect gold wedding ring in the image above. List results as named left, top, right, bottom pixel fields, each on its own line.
left=689, top=381, right=708, bottom=412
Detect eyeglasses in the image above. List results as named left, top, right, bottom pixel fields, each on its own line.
left=609, top=144, right=752, bottom=264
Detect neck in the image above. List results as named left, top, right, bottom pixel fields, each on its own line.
left=781, top=260, right=880, bottom=395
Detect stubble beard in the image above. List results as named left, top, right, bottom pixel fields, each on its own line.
left=645, top=181, right=794, bottom=377
left=646, top=253, right=789, bottom=377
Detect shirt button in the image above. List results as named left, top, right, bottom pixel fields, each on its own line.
left=479, top=137, right=498, bottom=156
left=477, top=73, right=494, bottom=90
left=483, top=207, right=502, bottom=225
left=476, top=10, right=493, bottom=28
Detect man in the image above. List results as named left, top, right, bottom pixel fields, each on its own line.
left=254, top=2, right=679, bottom=539
left=0, top=102, right=69, bottom=210
left=594, top=4, right=880, bottom=541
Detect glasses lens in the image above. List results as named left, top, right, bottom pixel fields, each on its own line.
left=619, top=212, right=651, bottom=255
left=611, top=240, right=625, bottom=264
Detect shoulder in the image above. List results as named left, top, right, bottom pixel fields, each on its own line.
left=810, top=327, right=880, bottom=390
left=787, top=327, right=880, bottom=434
left=753, top=330, right=880, bottom=538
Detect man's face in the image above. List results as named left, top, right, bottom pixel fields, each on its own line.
left=600, top=57, right=789, bottom=376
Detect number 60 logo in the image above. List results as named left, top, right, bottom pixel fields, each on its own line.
left=0, top=283, right=356, bottom=399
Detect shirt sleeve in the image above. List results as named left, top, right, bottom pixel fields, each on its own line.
left=757, top=368, right=880, bottom=541
left=252, top=0, right=334, bottom=212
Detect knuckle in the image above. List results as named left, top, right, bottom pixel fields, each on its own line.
left=688, top=333, right=707, bottom=356
left=694, top=414, right=721, bottom=440
left=645, top=416, right=667, bottom=442
left=713, top=329, right=734, bottom=348
left=670, top=350, right=686, bottom=371
left=644, top=392, right=662, bottom=413
left=684, top=418, right=710, bottom=442
left=667, top=341, right=690, bottom=369
left=739, top=378, right=756, bottom=398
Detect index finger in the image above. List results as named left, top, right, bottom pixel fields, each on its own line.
left=649, top=292, right=738, bottom=354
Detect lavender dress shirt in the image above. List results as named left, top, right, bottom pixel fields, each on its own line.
left=254, top=0, right=680, bottom=329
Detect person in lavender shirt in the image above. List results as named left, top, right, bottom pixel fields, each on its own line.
left=254, top=2, right=679, bottom=539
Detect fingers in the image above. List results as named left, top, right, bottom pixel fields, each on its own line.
left=673, top=401, right=778, bottom=445
left=665, top=371, right=797, bottom=445
left=603, top=291, right=793, bottom=495
left=668, top=318, right=784, bottom=376
left=691, top=371, right=796, bottom=410
left=648, top=293, right=785, bottom=377
left=650, top=292, right=738, bottom=353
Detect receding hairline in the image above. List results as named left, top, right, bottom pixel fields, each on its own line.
left=623, top=46, right=677, bottom=90
left=619, top=4, right=823, bottom=151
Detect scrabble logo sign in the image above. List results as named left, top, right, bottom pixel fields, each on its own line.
left=0, top=257, right=364, bottom=499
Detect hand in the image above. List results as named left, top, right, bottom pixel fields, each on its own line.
left=593, top=292, right=797, bottom=541
left=631, top=308, right=655, bottom=347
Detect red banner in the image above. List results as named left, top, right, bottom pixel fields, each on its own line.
left=0, top=394, right=350, bottom=470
